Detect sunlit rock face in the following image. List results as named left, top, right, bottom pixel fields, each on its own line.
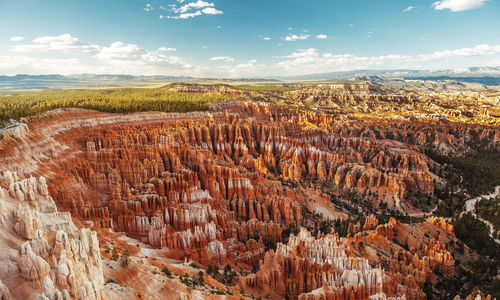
left=0, top=173, right=105, bottom=299
left=242, top=223, right=455, bottom=300
left=244, top=228, right=388, bottom=299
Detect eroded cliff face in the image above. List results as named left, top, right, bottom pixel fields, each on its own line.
left=244, top=228, right=390, bottom=299
left=286, top=83, right=415, bottom=107
left=0, top=100, right=498, bottom=299
left=29, top=102, right=448, bottom=264
left=243, top=216, right=457, bottom=300
left=0, top=172, right=105, bottom=299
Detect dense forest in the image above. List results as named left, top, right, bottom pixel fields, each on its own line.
left=0, top=86, right=232, bottom=124
left=452, top=212, right=500, bottom=298
left=475, top=196, right=500, bottom=232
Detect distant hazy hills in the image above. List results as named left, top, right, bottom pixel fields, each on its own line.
left=1, top=67, right=500, bottom=90
left=0, top=74, right=197, bottom=90
left=270, top=66, right=500, bottom=82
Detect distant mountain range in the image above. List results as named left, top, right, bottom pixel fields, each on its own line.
left=1, top=67, right=500, bottom=90
left=269, top=66, right=500, bottom=82
left=0, top=74, right=197, bottom=90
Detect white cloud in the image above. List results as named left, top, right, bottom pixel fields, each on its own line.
left=403, top=6, right=416, bottom=12
left=316, top=34, right=327, bottom=39
left=273, top=44, right=500, bottom=75
left=212, top=59, right=265, bottom=77
left=276, top=48, right=412, bottom=73
left=432, top=0, right=487, bottom=11
left=163, top=0, right=223, bottom=19
left=12, top=34, right=100, bottom=53
left=282, top=34, right=310, bottom=42
left=170, top=11, right=203, bottom=19
left=262, top=37, right=271, bottom=40
left=419, top=44, right=500, bottom=60
left=94, top=42, right=142, bottom=60
left=202, top=7, right=223, bottom=14
left=0, top=54, right=99, bottom=75
left=210, top=56, right=234, bottom=62
left=158, top=47, right=177, bottom=52
left=0, top=34, right=198, bottom=76
left=92, top=42, right=197, bottom=75
left=10, top=36, right=24, bottom=42
left=175, top=0, right=213, bottom=13
left=2, top=33, right=500, bottom=78
left=216, top=25, right=222, bottom=29
left=144, top=4, right=154, bottom=12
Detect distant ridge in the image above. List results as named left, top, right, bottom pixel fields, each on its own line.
left=268, top=66, right=500, bottom=81
left=1, top=66, right=500, bottom=90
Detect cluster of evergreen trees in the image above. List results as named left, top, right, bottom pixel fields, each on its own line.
left=0, top=86, right=232, bottom=122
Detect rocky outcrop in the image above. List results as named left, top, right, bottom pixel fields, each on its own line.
left=426, top=217, right=454, bottom=234
left=363, top=214, right=379, bottom=230
left=242, top=228, right=423, bottom=299
left=0, top=174, right=105, bottom=299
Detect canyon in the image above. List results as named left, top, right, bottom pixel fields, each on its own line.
left=0, top=84, right=499, bottom=299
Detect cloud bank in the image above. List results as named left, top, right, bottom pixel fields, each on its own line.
left=2, top=33, right=500, bottom=77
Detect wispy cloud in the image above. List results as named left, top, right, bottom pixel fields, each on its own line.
left=12, top=34, right=100, bottom=53
left=210, top=56, right=234, bottom=62
left=316, top=34, right=327, bottom=39
left=419, top=44, right=500, bottom=60
left=144, top=4, right=154, bottom=12
left=432, top=0, right=488, bottom=11
left=403, top=6, right=416, bottom=12
left=282, top=34, right=310, bottom=42
left=10, top=36, right=25, bottom=42
left=158, top=47, right=177, bottom=52
left=169, top=11, right=202, bottom=19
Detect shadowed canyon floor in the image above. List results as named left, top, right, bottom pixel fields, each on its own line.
left=0, top=90, right=499, bottom=299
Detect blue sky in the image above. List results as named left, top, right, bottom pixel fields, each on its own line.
left=0, top=0, right=499, bottom=77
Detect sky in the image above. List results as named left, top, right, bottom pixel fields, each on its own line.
left=0, top=0, right=499, bottom=77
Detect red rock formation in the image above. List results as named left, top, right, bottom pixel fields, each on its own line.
left=426, top=217, right=454, bottom=234
left=1, top=99, right=498, bottom=299
left=363, top=214, right=379, bottom=230
left=244, top=228, right=426, bottom=299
